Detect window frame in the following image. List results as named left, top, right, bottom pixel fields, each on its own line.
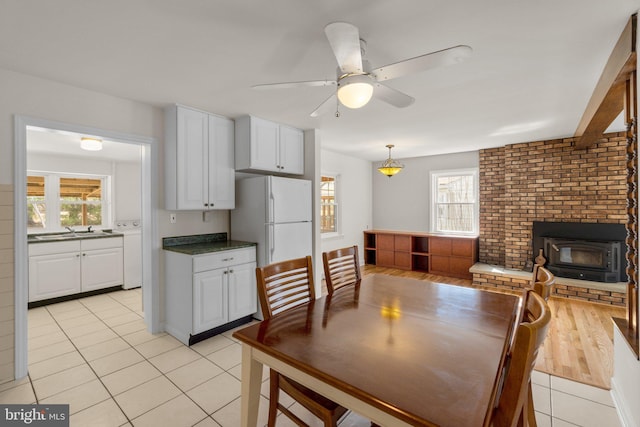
left=430, top=168, right=479, bottom=236
left=27, top=171, right=111, bottom=233
left=320, top=173, right=341, bottom=238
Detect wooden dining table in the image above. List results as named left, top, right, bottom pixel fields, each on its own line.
left=233, top=274, right=520, bottom=427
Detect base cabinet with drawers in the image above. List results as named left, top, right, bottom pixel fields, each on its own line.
left=165, top=246, right=257, bottom=345
left=364, top=230, right=478, bottom=279
left=28, top=237, right=124, bottom=303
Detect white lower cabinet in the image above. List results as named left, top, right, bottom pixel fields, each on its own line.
left=29, top=237, right=124, bottom=303
left=164, top=246, right=257, bottom=345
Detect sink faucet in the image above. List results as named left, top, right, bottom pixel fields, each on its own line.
left=87, top=225, right=93, bottom=233
left=65, top=226, right=75, bottom=234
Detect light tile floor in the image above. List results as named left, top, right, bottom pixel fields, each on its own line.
left=0, top=289, right=624, bottom=427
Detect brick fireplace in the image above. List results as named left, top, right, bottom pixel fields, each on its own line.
left=474, top=131, right=628, bottom=306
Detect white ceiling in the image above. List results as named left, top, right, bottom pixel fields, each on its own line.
left=2, top=0, right=638, bottom=162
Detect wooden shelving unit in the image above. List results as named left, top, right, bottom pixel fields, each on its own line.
left=363, top=230, right=478, bottom=279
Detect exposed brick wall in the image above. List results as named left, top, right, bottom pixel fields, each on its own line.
left=479, top=147, right=505, bottom=266
left=478, top=132, right=627, bottom=270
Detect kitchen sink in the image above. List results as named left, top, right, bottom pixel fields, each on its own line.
left=31, top=230, right=118, bottom=241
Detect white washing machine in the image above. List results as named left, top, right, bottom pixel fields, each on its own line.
left=114, top=220, right=142, bottom=289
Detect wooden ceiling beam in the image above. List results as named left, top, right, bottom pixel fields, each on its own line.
left=575, top=15, right=636, bottom=149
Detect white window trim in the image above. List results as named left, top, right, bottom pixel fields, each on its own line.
left=321, top=173, right=342, bottom=239
left=430, top=168, right=479, bottom=236
left=27, top=170, right=111, bottom=233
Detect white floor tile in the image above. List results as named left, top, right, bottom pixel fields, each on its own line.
left=193, top=417, right=222, bottom=427
left=211, top=395, right=270, bottom=427
left=130, top=394, right=208, bottom=427
left=534, top=411, right=552, bottom=427
left=148, top=345, right=201, bottom=373
left=0, top=382, right=36, bottom=404
left=101, top=312, right=142, bottom=328
left=532, top=382, right=551, bottom=415
left=121, top=328, right=166, bottom=347
left=28, top=323, right=61, bottom=339
left=551, top=375, right=615, bottom=407
left=166, top=358, right=224, bottom=392
left=190, top=335, right=235, bottom=356
left=110, top=319, right=146, bottom=336
left=69, top=397, right=128, bottom=427
left=70, top=328, right=119, bottom=348
left=28, top=339, right=76, bottom=364
left=28, top=350, right=85, bottom=380
left=90, top=347, right=145, bottom=377
left=114, top=375, right=182, bottom=419
left=551, top=389, right=622, bottom=427
left=27, top=329, right=69, bottom=351
left=40, top=378, right=110, bottom=414
left=134, top=335, right=183, bottom=359
left=206, top=342, right=242, bottom=370
left=79, top=337, right=130, bottom=361
left=186, top=372, right=241, bottom=415
left=31, top=364, right=96, bottom=400
left=101, top=360, right=161, bottom=396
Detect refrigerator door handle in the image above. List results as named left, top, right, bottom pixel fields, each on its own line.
left=268, top=191, right=275, bottom=224
left=268, top=223, right=275, bottom=261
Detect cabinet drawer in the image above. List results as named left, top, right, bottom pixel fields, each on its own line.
left=193, top=247, right=256, bottom=273
left=29, top=240, right=80, bottom=256
left=81, top=236, right=123, bottom=251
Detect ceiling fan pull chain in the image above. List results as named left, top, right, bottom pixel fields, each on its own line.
left=335, top=98, right=341, bottom=118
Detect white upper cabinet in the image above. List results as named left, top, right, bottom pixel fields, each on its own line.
left=165, top=104, right=235, bottom=210
left=235, top=115, right=304, bottom=175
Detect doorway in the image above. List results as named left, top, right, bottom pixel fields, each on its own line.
left=14, top=116, right=159, bottom=379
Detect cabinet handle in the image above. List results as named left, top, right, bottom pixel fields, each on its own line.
left=76, top=254, right=80, bottom=258
left=82, top=253, right=86, bottom=256
left=204, top=203, right=209, bottom=207
left=229, top=269, right=234, bottom=274
left=223, top=271, right=227, bottom=274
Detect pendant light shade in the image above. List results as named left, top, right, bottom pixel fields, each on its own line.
left=378, top=144, right=404, bottom=177
left=337, top=74, right=374, bottom=109
left=80, top=137, right=103, bottom=151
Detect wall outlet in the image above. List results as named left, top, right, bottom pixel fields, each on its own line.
left=169, top=213, right=176, bottom=224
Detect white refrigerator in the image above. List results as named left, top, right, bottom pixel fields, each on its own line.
left=231, top=175, right=313, bottom=280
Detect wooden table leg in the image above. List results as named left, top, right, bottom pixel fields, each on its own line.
left=240, top=344, right=263, bottom=427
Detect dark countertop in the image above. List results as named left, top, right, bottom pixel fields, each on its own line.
left=162, top=232, right=256, bottom=255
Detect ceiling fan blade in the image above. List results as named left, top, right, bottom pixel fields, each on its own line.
left=310, top=93, right=337, bottom=117
left=324, top=22, right=363, bottom=74
left=373, top=83, right=415, bottom=108
left=371, top=45, right=473, bottom=81
left=252, top=80, right=336, bottom=90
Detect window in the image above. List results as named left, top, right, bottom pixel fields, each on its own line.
left=431, top=169, right=478, bottom=235
left=320, top=175, right=338, bottom=234
left=27, top=172, right=109, bottom=231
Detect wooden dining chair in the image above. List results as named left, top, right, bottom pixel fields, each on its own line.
left=531, top=265, right=555, bottom=302
left=492, top=290, right=551, bottom=427
left=322, top=245, right=361, bottom=295
left=256, top=256, right=349, bottom=427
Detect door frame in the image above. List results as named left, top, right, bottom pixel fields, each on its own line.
left=13, top=115, right=161, bottom=379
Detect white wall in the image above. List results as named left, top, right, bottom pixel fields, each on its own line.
left=612, top=326, right=640, bottom=427
left=0, top=68, right=229, bottom=383
left=372, top=150, right=479, bottom=232
left=320, top=149, right=373, bottom=263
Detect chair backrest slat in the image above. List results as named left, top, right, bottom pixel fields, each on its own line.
left=256, top=256, right=315, bottom=319
left=322, top=246, right=361, bottom=295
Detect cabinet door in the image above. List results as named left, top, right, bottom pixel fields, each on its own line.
left=227, top=262, right=257, bottom=321
left=193, top=269, right=227, bottom=334
left=81, top=247, right=124, bottom=292
left=208, top=115, right=235, bottom=209
left=29, top=252, right=81, bottom=302
left=250, top=117, right=279, bottom=172
left=176, top=106, right=208, bottom=209
left=279, top=125, right=304, bottom=174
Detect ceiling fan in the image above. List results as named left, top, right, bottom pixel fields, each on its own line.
left=252, top=22, right=472, bottom=117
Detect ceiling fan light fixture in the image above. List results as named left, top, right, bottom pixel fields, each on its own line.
left=378, top=144, right=404, bottom=177
left=337, top=75, right=373, bottom=109
left=80, top=137, right=103, bottom=151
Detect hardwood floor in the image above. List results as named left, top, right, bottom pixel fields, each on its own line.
left=359, top=265, right=624, bottom=390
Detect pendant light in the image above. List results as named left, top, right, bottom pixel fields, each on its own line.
left=378, top=144, right=404, bottom=177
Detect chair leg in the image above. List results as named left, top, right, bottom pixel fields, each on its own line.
left=527, top=382, right=537, bottom=427
left=268, top=369, right=280, bottom=427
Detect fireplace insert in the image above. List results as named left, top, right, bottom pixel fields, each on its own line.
left=543, top=237, right=622, bottom=282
